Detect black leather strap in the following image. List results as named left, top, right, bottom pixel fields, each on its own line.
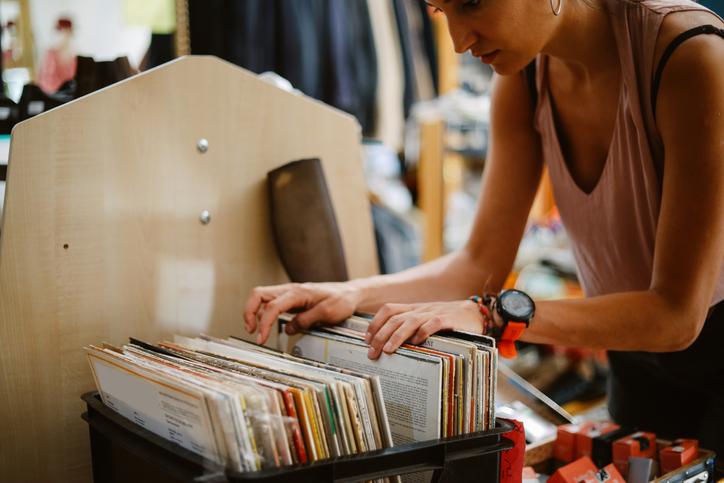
left=651, top=24, right=724, bottom=117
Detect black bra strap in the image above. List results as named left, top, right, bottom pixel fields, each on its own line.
left=524, top=60, right=538, bottom=108
left=651, top=24, right=724, bottom=117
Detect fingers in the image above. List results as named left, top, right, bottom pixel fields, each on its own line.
left=381, top=319, right=425, bottom=356
left=244, top=285, right=288, bottom=333
left=366, top=303, right=406, bottom=344
left=256, top=289, right=310, bottom=345
left=288, top=301, right=335, bottom=334
left=368, top=315, right=406, bottom=359
left=410, top=317, right=444, bottom=345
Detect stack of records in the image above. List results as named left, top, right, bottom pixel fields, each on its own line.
left=279, top=313, right=498, bottom=445
left=86, top=335, right=393, bottom=472
left=85, top=314, right=499, bottom=474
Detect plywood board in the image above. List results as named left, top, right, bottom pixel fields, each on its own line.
left=0, top=56, right=377, bottom=482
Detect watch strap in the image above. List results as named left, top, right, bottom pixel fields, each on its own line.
left=499, top=321, right=527, bottom=358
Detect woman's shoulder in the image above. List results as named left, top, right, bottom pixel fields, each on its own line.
left=615, top=0, right=723, bottom=79
left=631, top=0, right=717, bottom=16
left=651, top=7, right=723, bottom=78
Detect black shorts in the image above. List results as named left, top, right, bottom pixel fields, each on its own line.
left=607, top=300, right=724, bottom=458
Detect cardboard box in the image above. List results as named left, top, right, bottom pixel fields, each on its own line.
left=591, top=427, right=636, bottom=468
left=612, top=431, right=656, bottom=476
left=549, top=456, right=598, bottom=483
left=554, top=422, right=595, bottom=463
left=579, top=463, right=626, bottom=483
left=575, top=422, right=620, bottom=459
left=659, top=439, right=699, bottom=474
left=598, top=463, right=626, bottom=482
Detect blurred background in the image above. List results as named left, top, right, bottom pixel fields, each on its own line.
left=1, top=0, right=722, bottom=443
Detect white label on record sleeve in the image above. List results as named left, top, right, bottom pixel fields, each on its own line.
left=90, top=356, right=216, bottom=460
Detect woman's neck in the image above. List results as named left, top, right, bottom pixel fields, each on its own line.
left=542, top=0, right=620, bottom=79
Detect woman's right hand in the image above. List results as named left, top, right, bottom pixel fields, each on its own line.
left=244, top=282, right=362, bottom=345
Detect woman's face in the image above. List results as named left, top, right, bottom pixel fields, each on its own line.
left=428, top=0, right=556, bottom=75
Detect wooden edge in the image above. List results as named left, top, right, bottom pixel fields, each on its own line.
left=524, top=436, right=556, bottom=467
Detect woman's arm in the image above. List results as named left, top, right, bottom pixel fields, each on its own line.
left=247, top=70, right=543, bottom=344
left=353, top=70, right=545, bottom=311
left=367, top=17, right=724, bottom=358
left=521, top=21, right=724, bottom=352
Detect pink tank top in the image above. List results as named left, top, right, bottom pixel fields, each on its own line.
left=534, top=0, right=724, bottom=306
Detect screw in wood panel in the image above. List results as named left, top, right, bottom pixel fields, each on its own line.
left=199, top=210, right=211, bottom=225
left=197, top=138, right=209, bottom=153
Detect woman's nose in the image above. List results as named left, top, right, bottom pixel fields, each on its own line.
left=448, top=20, right=477, bottom=54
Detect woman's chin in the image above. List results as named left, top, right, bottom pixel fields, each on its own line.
left=491, top=62, right=516, bottom=76
left=492, top=58, right=532, bottom=77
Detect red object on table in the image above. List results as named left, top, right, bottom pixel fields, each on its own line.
left=576, top=422, right=621, bottom=459
left=612, top=431, right=657, bottom=476
left=499, top=418, right=526, bottom=483
left=659, top=439, right=699, bottom=474
left=554, top=422, right=595, bottom=463
left=549, top=456, right=599, bottom=483
left=579, top=463, right=626, bottom=483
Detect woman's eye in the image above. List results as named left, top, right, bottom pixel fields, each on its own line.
left=461, top=0, right=480, bottom=9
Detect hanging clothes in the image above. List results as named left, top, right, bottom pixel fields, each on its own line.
left=276, top=0, right=325, bottom=100
left=37, top=19, right=77, bottom=94
left=392, top=0, right=416, bottom=118
left=371, top=202, right=420, bottom=274
left=367, top=0, right=405, bottom=151
left=403, top=0, right=437, bottom=102
left=38, top=49, right=77, bottom=94
left=187, top=0, right=378, bottom=136
left=144, top=33, right=175, bottom=70
left=323, top=0, right=378, bottom=135
left=229, top=0, right=277, bottom=75
left=187, top=0, right=229, bottom=61
left=417, top=0, right=439, bottom=95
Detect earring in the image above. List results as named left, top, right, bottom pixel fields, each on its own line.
left=550, top=0, right=563, bottom=15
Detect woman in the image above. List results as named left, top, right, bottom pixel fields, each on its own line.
left=246, top=0, right=724, bottom=452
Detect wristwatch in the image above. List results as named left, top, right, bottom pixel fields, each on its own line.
left=487, top=289, right=535, bottom=358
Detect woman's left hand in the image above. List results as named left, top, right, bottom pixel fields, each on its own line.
left=365, top=300, right=485, bottom=359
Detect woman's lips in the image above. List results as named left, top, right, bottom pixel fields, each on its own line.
left=477, top=50, right=500, bottom=64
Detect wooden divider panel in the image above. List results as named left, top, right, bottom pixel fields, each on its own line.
left=0, top=56, right=377, bottom=482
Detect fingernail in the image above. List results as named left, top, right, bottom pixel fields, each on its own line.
left=368, top=347, right=376, bottom=358
left=383, top=342, right=394, bottom=353
left=364, top=332, right=371, bottom=343
left=256, top=335, right=263, bottom=344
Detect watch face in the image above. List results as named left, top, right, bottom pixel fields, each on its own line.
left=500, top=290, right=534, bottom=320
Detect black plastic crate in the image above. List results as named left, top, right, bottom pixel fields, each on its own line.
left=82, top=392, right=514, bottom=483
